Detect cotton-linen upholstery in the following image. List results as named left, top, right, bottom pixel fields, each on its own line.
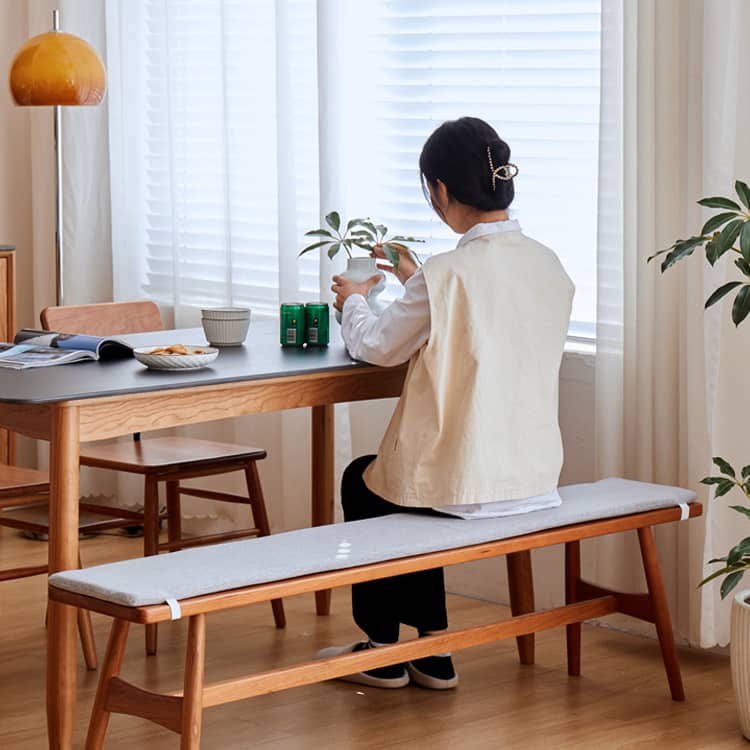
left=49, top=478, right=696, bottom=608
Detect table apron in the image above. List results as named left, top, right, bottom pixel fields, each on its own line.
left=0, top=366, right=406, bottom=443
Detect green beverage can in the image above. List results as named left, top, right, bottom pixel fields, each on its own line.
left=280, top=303, right=305, bottom=347
left=305, top=303, right=330, bottom=347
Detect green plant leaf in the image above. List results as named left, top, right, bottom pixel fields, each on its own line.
left=707, top=557, right=728, bottom=564
left=382, top=242, right=401, bottom=271
left=730, top=505, right=750, bottom=520
left=742, top=466, right=750, bottom=481
left=325, top=211, right=341, bottom=232
left=389, top=235, right=425, bottom=244
left=741, top=223, right=750, bottom=262
left=698, top=196, right=742, bottom=211
left=721, top=569, right=746, bottom=599
left=713, top=457, right=737, bottom=477
left=732, top=285, right=750, bottom=326
left=728, top=536, right=750, bottom=564
left=350, top=239, right=374, bottom=251
left=714, top=219, right=744, bottom=259
left=298, top=239, right=333, bottom=257
left=350, top=229, right=376, bottom=238
left=304, top=228, right=333, bottom=238
left=374, top=224, right=388, bottom=240
left=736, top=180, right=750, bottom=210
left=705, top=281, right=743, bottom=309
left=701, top=476, right=728, bottom=485
left=702, top=212, right=737, bottom=235
left=705, top=236, right=721, bottom=266
left=715, top=479, right=736, bottom=498
left=326, top=242, right=341, bottom=259
left=659, top=236, right=706, bottom=271
left=735, top=257, right=750, bottom=277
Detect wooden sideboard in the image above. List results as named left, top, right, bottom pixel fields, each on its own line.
left=0, top=246, right=16, bottom=464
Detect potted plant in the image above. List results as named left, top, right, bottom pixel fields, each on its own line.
left=300, top=212, right=423, bottom=317
left=649, top=180, right=750, bottom=737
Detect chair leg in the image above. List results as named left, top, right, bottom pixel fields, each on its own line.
left=181, top=614, right=207, bottom=750
left=245, top=461, right=286, bottom=629
left=85, top=619, right=130, bottom=750
left=143, top=476, right=161, bottom=655
left=637, top=526, right=685, bottom=701
left=565, top=540, right=581, bottom=676
left=506, top=550, right=535, bottom=665
left=77, top=608, right=98, bottom=671
left=166, top=479, right=182, bottom=550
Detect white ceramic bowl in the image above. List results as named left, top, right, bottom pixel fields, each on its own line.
left=134, top=345, right=219, bottom=371
left=200, top=306, right=251, bottom=321
left=201, top=315, right=250, bottom=346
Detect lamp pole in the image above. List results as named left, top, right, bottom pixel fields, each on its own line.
left=52, top=8, right=64, bottom=306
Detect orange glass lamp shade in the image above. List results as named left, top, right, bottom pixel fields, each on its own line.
left=9, top=30, right=105, bottom=106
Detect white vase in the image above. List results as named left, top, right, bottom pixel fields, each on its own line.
left=731, top=588, right=750, bottom=739
left=335, top=256, right=387, bottom=322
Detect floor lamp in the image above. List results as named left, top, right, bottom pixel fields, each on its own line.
left=8, top=8, right=106, bottom=306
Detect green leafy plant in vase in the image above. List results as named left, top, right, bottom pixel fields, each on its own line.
left=649, top=179, right=750, bottom=737
left=300, top=211, right=424, bottom=319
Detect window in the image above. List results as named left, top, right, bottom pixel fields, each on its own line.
left=110, top=0, right=600, bottom=332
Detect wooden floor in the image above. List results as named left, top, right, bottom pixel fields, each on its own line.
left=0, top=526, right=746, bottom=750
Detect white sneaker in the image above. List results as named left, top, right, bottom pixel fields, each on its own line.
left=316, top=641, right=410, bottom=689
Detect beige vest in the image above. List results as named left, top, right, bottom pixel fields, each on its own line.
left=364, top=230, right=574, bottom=508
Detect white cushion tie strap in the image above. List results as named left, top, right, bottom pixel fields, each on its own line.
left=166, top=598, right=182, bottom=620
left=678, top=502, right=690, bottom=521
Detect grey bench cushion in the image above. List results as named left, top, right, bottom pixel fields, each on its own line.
left=49, top=478, right=696, bottom=608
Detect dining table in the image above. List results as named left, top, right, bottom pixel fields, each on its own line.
left=0, top=319, right=406, bottom=749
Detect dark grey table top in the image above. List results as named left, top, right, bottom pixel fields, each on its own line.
left=0, top=319, right=372, bottom=405
left=0, top=246, right=16, bottom=251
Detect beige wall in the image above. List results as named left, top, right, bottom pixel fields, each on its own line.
left=0, top=1, right=34, bottom=330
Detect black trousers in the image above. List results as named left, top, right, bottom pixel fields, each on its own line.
left=341, top=455, right=448, bottom=644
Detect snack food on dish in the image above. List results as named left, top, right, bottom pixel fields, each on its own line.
left=146, top=344, right=208, bottom=355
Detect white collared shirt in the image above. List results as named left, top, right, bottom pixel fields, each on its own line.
left=340, top=219, right=562, bottom=518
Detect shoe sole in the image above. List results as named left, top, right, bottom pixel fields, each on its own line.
left=406, top=662, right=459, bottom=690
left=317, top=643, right=409, bottom=689
left=338, top=671, right=410, bottom=689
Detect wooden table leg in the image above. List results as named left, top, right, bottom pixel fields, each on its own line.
left=506, top=550, right=535, bottom=665
left=311, top=404, right=334, bottom=615
left=47, top=405, right=81, bottom=749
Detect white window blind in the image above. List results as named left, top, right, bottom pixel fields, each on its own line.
left=111, top=0, right=600, bottom=331
left=349, top=0, right=601, bottom=332
left=114, top=0, right=320, bottom=318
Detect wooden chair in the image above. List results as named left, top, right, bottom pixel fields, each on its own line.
left=41, top=301, right=286, bottom=655
left=0, top=464, right=97, bottom=670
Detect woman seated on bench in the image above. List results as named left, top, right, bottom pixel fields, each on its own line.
left=323, top=116, right=575, bottom=690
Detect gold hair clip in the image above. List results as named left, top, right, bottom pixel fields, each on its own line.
left=487, top=146, right=519, bottom=191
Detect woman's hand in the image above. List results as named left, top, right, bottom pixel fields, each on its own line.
left=331, top=273, right=382, bottom=312
left=372, top=243, right=418, bottom=286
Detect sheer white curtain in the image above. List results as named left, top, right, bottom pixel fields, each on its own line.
left=594, top=0, right=750, bottom=647
left=105, top=0, right=354, bottom=532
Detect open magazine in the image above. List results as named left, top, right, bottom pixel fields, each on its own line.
left=0, top=330, right=133, bottom=370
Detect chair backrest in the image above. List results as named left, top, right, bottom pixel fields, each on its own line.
left=40, top=301, right=165, bottom=336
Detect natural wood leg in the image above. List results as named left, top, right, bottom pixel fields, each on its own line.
left=166, top=480, right=182, bottom=551
left=76, top=552, right=97, bottom=671
left=637, top=526, right=685, bottom=701
left=506, top=550, right=535, bottom=665
left=143, top=476, right=160, bottom=656
left=85, top=619, right=130, bottom=750
left=565, top=540, right=581, bottom=676
left=311, top=404, right=334, bottom=616
left=181, top=614, right=207, bottom=750
left=47, top=405, right=81, bottom=750
left=244, top=462, right=286, bottom=629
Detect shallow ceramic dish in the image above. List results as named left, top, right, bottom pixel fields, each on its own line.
left=133, top=345, right=219, bottom=371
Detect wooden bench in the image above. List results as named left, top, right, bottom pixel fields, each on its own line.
left=48, top=478, right=701, bottom=749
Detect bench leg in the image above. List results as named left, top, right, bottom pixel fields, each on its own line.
left=181, top=614, right=207, bottom=750
left=637, top=526, right=685, bottom=701
left=86, top=619, right=130, bottom=750
left=565, top=540, right=581, bottom=676
left=245, top=463, right=286, bottom=629
left=311, top=404, right=334, bottom=616
left=143, top=476, right=160, bottom=656
left=506, top=550, right=535, bottom=665
left=77, top=607, right=98, bottom=672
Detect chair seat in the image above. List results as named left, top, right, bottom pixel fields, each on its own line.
left=80, top=436, right=267, bottom=474
left=0, top=464, right=49, bottom=499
